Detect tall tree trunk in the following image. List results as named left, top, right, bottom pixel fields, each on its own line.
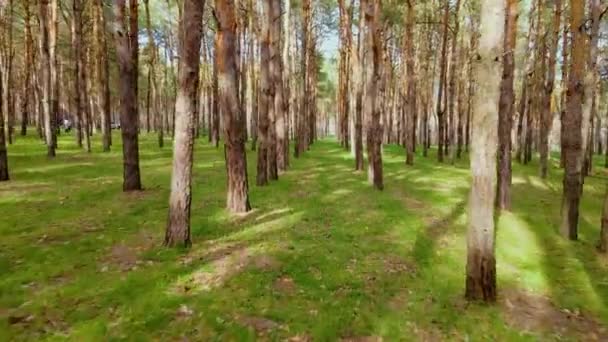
left=296, top=0, right=311, bottom=157
left=364, top=0, right=383, bottom=190
left=581, top=0, right=600, bottom=179
left=269, top=0, right=286, bottom=172
left=404, top=0, right=416, bottom=166
left=72, top=0, right=83, bottom=148
left=353, top=0, right=364, bottom=171
left=496, top=0, right=518, bottom=210
left=338, top=0, right=352, bottom=150
left=98, top=0, right=112, bottom=151
left=466, top=0, right=503, bottom=302
left=447, top=0, right=461, bottom=164
left=144, top=0, right=162, bottom=149
left=40, top=0, right=55, bottom=157
left=50, top=0, right=59, bottom=148
left=539, top=0, right=562, bottom=178
left=114, top=0, right=142, bottom=191
left=257, top=0, right=272, bottom=186
left=6, top=0, right=14, bottom=144
left=0, top=62, right=7, bottom=180
left=21, top=0, right=33, bottom=137
left=211, top=34, right=220, bottom=148
left=216, top=0, right=252, bottom=213
left=165, top=0, right=204, bottom=247
left=435, top=1, right=449, bottom=162
left=560, top=0, right=585, bottom=240
left=516, top=0, right=538, bottom=164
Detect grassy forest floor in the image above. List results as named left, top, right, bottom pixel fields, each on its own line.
left=1, top=131, right=608, bottom=341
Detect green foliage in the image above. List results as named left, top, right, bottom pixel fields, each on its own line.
left=1, top=133, right=607, bottom=340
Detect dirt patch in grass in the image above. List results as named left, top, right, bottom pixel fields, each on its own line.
left=236, top=315, right=281, bottom=334
left=340, top=336, right=383, bottom=342
left=102, top=230, right=157, bottom=272
left=502, top=289, right=608, bottom=340
left=273, top=276, right=297, bottom=294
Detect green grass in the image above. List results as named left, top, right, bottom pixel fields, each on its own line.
left=1, top=131, right=607, bottom=341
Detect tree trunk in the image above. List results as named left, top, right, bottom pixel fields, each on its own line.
left=404, top=0, right=416, bottom=166
left=353, top=0, right=364, bottom=171
left=364, top=0, right=383, bottom=190
left=539, top=0, right=562, bottom=178
left=560, top=0, right=585, bottom=240
left=0, top=63, right=7, bottom=181
left=6, top=0, right=14, bottom=144
left=266, top=0, right=279, bottom=180
left=114, top=0, right=142, bottom=191
left=465, top=0, right=503, bottom=302
left=273, top=0, right=287, bottom=173
left=436, top=1, right=449, bottom=163
left=21, top=0, right=33, bottom=137
left=40, top=0, right=55, bottom=157
left=496, top=0, right=518, bottom=210
left=447, top=0, right=461, bottom=164
left=216, top=0, right=252, bottom=213
left=165, top=0, right=204, bottom=248
left=257, top=0, right=272, bottom=186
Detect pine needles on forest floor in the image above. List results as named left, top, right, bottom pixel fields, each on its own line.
left=1, top=132, right=607, bottom=340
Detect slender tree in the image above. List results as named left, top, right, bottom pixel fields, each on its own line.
left=364, top=0, right=383, bottom=190
left=40, top=0, right=55, bottom=157
left=114, top=0, right=142, bottom=191
left=560, top=0, right=585, bottom=240
left=404, top=0, right=416, bottom=165
left=97, top=0, right=112, bottom=151
left=539, top=0, right=562, bottom=178
left=21, top=0, right=33, bottom=137
left=165, top=0, right=204, bottom=247
left=465, top=0, right=504, bottom=302
left=0, top=63, right=7, bottom=181
left=216, top=0, right=252, bottom=213
left=496, top=0, right=518, bottom=210
left=257, top=0, right=272, bottom=186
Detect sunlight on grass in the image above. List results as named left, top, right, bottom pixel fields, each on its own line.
left=497, top=212, right=547, bottom=292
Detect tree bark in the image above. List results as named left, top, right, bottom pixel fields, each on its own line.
left=273, top=0, right=287, bottom=173
left=216, top=0, right=252, bottom=213
left=40, top=0, right=55, bottom=157
left=599, top=185, right=608, bottom=253
left=0, top=62, right=7, bottom=181
left=114, top=0, right=142, bottom=191
left=560, top=0, right=585, bottom=240
left=257, top=0, right=272, bottom=186
left=404, top=0, right=416, bottom=166
left=465, top=0, right=503, bottom=302
left=21, top=0, right=33, bottom=137
left=165, top=0, right=204, bottom=248
left=436, top=1, right=449, bottom=163
left=364, top=0, right=383, bottom=190
left=447, top=0, right=462, bottom=164
left=496, top=0, right=518, bottom=210
left=539, top=0, right=562, bottom=178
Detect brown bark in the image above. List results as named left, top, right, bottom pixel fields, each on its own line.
left=436, top=1, right=449, bottom=162
left=40, top=0, right=55, bottom=157
left=338, top=0, right=352, bottom=150
left=6, top=0, right=14, bottom=144
left=447, top=0, right=461, bottom=164
left=0, top=62, right=7, bottom=181
left=143, top=0, right=162, bottom=149
left=539, top=0, right=562, bottom=178
left=404, top=0, right=416, bottom=166
left=273, top=0, right=287, bottom=173
left=353, top=0, right=364, bottom=171
left=165, top=0, right=204, bottom=248
left=21, top=0, right=33, bottom=137
left=257, top=0, right=272, bottom=186
left=496, top=0, right=518, bottom=210
left=465, top=0, right=503, bottom=302
left=216, top=0, right=252, bottom=213
left=560, top=0, right=585, bottom=240
left=114, top=0, right=142, bottom=191
left=266, top=0, right=278, bottom=180
left=364, top=0, right=383, bottom=190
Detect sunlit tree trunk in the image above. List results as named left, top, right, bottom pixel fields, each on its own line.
left=40, top=0, right=55, bottom=157
left=257, top=0, right=272, bottom=186
left=216, top=0, right=252, bottom=213
left=353, top=0, right=364, bottom=171
left=560, top=0, right=585, bottom=240
left=114, top=0, right=142, bottom=191
left=364, top=0, right=383, bottom=190
left=6, top=0, right=14, bottom=144
left=447, top=0, right=461, bottom=164
left=515, top=0, right=538, bottom=164
left=21, top=0, right=33, bottom=137
left=72, top=0, right=83, bottom=148
left=435, top=1, right=449, bottom=162
left=581, top=0, right=600, bottom=179
left=143, top=0, right=162, bottom=148
left=404, top=0, right=416, bottom=166
left=465, top=0, right=503, bottom=302
left=0, top=64, right=7, bottom=180
left=496, top=0, right=518, bottom=210
left=165, top=0, right=204, bottom=247
left=98, top=0, right=112, bottom=151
